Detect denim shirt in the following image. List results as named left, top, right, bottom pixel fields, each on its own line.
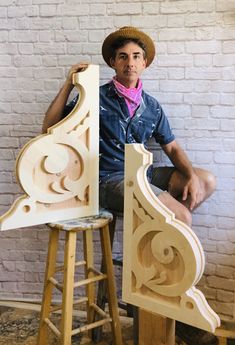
left=99, top=82, right=175, bottom=182
left=63, top=81, right=175, bottom=183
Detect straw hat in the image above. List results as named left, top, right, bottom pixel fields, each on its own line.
left=102, top=26, right=155, bottom=68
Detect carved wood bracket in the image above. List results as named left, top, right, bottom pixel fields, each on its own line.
left=0, top=65, right=99, bottom=230
left=122, top=143, right=220, bottom=332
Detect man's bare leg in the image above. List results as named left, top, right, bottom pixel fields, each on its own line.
left=157, top=191, right=192, bottom=226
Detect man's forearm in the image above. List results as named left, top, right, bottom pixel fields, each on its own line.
left=171, top=148, right=194, bottom=178
left=42, top=81, right=74, bottom=133
left=162, top=141, right=195, bottom=178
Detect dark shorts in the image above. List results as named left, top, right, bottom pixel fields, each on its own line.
left=99, top=166, right=175, bottom=213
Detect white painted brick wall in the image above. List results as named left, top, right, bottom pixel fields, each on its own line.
left=0, top=0, right=235, bottom=320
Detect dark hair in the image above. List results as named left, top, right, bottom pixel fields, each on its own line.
left=110, top=37, right=146, bottom=59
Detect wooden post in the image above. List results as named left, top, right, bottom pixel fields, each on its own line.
left=139, top=309, right=175, bottom=345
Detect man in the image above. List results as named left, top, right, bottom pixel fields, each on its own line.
left=42, top=27, right=218, bottom=344
left=42, top=26, right=215, bottom=227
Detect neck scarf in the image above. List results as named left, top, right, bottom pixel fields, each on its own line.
left=112, top=76, right=143, bottom=117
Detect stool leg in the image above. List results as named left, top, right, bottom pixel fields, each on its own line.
left=100, top=224, right=123, bottom=345
left=37, top=228, right=60, bottom=345
left=60, top=231, right=77, bottom=345
left=83, top=229, right=95, bottom=338
left=92, top=215, right=117, bottom=342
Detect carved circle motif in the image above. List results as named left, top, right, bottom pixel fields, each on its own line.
left=16, top=129, right=89, bottom=204
left=132, top=220, right=204, bottom=297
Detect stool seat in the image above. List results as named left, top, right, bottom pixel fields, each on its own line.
left=37, top=211, right=123, bottom=345
left=47, top=210, right=113, bottom=231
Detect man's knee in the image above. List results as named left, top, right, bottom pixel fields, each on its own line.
left=204, top=171, right=216, bottom=196
left=196, top=168, right=216, bottom=198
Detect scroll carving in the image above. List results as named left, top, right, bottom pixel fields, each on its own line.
left=122, top=143, right=220, bottom=332
left=0, top=65, right=99, bottom=230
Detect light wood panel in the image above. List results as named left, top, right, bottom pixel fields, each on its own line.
left=0, top=65, right=99, bottom=230
left=122, top=143, right=220, bottom=333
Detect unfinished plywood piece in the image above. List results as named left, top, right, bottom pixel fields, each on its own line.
left=122, top=143, right=220, bottom=333
left=0, top=65, right=99, bottom=231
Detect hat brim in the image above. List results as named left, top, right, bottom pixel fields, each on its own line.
left=102, top=27, right=155, bottom=68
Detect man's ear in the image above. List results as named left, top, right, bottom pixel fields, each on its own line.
left=143, top=58, right=147, bottom=68
left=110, top=57, right=115, bottom=69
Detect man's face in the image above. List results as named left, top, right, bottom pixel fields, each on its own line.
left=110, top=42, right=147, bottom=88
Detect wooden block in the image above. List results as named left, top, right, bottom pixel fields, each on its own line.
left=139, top=309, right=175, bottom=345
left=0, top=65, right=99, bottom=231
left=217, top=338, right=227, bottom=345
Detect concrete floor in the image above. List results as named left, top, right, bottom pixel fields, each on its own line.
left=0, top=304, right=133, bottom=345
left=1, top=303, right=233, bottom=345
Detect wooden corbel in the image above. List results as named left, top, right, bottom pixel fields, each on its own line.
left=122, top=143, right=220, bottom=333
left=0, top=65, right=99, bottom=230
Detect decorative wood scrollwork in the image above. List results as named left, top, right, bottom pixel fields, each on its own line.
left=0, top=65, right=99, bottom=230
left=122, top=143, right=220, bottom=332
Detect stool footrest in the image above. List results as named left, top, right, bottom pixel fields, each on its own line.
left=50, top=297, right=89, bottom=313
left=55, top=260, right=86, bottom=272
left=91, top=302, right=109, bottom=319
left=71, top=317, right=112, bottom=337
left=43, top=303, right=112, bottom=339
left=44, top=318, right=61, bottom=338
left=74, top=272, right=107, bottom=288
left=50, top=304, right=63, bottom=313
left=49, top=277, right=63, bottom=292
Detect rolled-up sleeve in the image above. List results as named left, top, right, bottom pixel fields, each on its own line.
left=152, top=104, right=175, bottom=145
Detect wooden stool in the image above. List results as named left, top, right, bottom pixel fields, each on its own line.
left=37, top=210, right=123, bottom=345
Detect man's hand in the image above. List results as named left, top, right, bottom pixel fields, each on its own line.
left=182, top=173, right=203, bottom=211
left=42, top=63, right=90, bottom=133
left=66, top=63, right=90, bottom=87
left=162, top=141, right=205, bottom=211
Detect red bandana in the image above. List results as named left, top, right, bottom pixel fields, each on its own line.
left=112, top=76, right=143, bottom=117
